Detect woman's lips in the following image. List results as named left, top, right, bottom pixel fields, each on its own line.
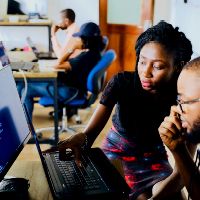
left=141, top=80, right=152, bottom=87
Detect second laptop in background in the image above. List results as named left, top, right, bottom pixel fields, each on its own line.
left=27, top=37, right=57, bottom=59
left=0, top=41, right=35, bottom=71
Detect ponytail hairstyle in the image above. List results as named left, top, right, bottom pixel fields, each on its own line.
left=81, top=36, right=105, bottom=51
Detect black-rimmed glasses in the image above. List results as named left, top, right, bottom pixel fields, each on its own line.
left=176, top=95, right=200, bottom=113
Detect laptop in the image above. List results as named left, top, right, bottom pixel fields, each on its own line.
left=27, top=37, right=57, bottom=59
left=0, top=66, right=31, bottom=182
left=0, top=41, right=35, bottom=71
left=24, top=104, right=131, bottom=199
left=0, top=65, right=130, bottom=199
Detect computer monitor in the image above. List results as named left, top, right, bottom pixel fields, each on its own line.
left=0, top=66, right=31, bottom=181
left=7, top=0, right=48, bottom=16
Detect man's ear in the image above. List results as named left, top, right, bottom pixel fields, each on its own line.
left=65, top=18, right=69, bottom=25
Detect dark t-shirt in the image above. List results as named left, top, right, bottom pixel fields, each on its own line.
left=58, top=50, right=101, bottom=95
left=100, top=71, right=177, bottom=149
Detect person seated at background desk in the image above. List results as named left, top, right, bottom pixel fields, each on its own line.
left=17, top=22, right=105, bottom=120
left=158, top=57, right=200, bottom=200
left=51, top=8, right=80, bottom=59
left=43, top=21, right=195, bottom=200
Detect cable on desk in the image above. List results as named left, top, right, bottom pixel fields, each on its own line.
left=19, top=69, right=28, bottom=104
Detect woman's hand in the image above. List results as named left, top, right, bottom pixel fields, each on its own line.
left=158, top=105, right=186, bottom=151
left=42, top=132, right=86, bottom=167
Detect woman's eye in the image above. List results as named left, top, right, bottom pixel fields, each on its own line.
left=139, top=60, right=145, bottom=65
left=153, top=66, right=163, bottom=70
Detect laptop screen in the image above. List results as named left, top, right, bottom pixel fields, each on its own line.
left=0, top=66, right=31, bottom=181
left=0, top=42, right=10, bottom=67
left=27, top=37, right=39, bottom=55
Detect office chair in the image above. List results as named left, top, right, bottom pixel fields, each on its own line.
left=36, top=49, right=116, bottom=137
left=101, top=36, right=109, bottom=56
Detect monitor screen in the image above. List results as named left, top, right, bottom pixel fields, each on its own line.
left=7, top=0, right=48, bottom=16
left=0, top=42, right=10, bottom=67
left=0, top=66, right=31, bottom=181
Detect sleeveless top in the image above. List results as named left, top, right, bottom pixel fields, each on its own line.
left=100, top=71, right=177, bottom=150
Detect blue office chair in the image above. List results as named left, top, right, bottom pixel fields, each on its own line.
left=101, top=36, right=109, bottom=56
left=36, top=49, right=116, bottom=136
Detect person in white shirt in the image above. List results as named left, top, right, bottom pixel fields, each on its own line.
left=51, top=9, right=80, bottom=60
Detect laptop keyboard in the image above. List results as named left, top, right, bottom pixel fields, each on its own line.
left=54, top=154, right=101, bottom=192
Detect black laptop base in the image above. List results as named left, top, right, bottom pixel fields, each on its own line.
left=43, top=148, right=130, bottom=200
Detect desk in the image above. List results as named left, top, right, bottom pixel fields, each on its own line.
left=0, top=22, right=52, bottom=51
left=6, top=160, right=129, bottom=200
left=13, top=69, right=59, bottom=146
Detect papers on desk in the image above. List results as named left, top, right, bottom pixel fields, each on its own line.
left=38, top=60, right=65, bottom=72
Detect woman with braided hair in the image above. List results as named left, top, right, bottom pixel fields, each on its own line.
left=43, top=21, right=195, bottom=199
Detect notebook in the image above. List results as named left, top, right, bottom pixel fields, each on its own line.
left=23, top=103, right=130, bottom=199
left=0, top=41, right=35, bottom=71
left=0, top=66, right=31, bottom=182
left=37, top=60, right=65, bottom=72
left=27, top=37, right=57, bottom=59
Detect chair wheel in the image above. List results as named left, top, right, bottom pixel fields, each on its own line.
left=37, top=133, right=43, bottom=138
left=76, top=120, right=82, bottom=124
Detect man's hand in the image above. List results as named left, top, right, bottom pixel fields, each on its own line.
left=158, top=105, right=186, bottom=151
left=51, top=25, right=60, bottom=37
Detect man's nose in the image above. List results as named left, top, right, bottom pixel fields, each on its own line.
left=142, top=64, right=152, bottom=78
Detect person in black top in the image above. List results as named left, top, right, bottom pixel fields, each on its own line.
left=17, top=22, right=105, bottom=120
left=43, top=21, right=195, bottom=200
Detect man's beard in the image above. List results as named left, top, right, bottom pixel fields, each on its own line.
left=185, top=117, right=200, bottom=145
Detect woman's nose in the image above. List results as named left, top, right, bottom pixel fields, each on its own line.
left=142, top=64, right=152, bottom=78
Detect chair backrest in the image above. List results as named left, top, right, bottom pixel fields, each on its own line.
left=100, top=36, right=109, bottom=56
left=85, top=49, right=116, bottom=106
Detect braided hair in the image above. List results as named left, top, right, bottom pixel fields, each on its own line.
left=132, top=21, right=193, bottom=143
left=134, top=20, right=193, bottom=94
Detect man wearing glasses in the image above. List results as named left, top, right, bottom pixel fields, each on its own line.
left=158, top=56, right=200, bottom=200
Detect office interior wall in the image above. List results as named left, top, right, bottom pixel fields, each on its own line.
left=169, top=0, right=200, bottom=59
left=0, top=0, right=99, bottom=51
left=153, top=0, right=171, bottom=25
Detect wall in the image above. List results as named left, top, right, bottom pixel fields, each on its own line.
left=0, top=0, right=99, bottom=51
left=153, top=0, right=171, bottom=25
left=169, top=0, right=200, bottom=59
left=153, top=0, right=200, bottom=59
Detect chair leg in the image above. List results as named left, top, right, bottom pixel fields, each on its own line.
left=35, top=107, right=79, bottom=140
